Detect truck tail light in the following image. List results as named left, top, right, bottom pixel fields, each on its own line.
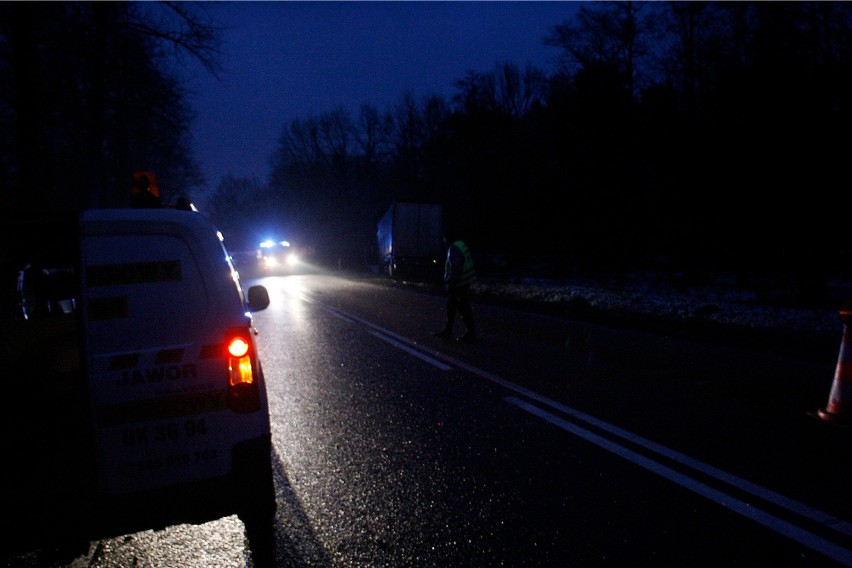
left=226, top=327, right=261, bottom=413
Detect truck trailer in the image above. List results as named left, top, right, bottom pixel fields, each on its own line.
left=377, top=202, right=443, bottom=279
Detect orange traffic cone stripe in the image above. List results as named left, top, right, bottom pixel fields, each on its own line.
left=817, top=313, right=852, bottom=425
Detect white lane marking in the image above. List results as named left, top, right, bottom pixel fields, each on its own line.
left=427, top=349, right=852, bottom=539
left=507, top=396, right=852, bottom=567
left=320, top=304, right=852, bottom=549
left=327, top=310, right=355, bottom=324
left=324, top=305, right=451, bottom=371
left=324, top=306, right=412, bottom=344
left=368, top=331, right=453, bottom=371
left=547, top=401, right=852, bottom=538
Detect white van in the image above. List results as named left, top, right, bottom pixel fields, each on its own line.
left=2, top=208, right=276, bottom=564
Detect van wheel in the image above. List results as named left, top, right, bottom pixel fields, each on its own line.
left=238, top=468, right=276, bottom=568
left=242, top=510, right=276, bottom=568
left=234, top=437, right=277, bottom=567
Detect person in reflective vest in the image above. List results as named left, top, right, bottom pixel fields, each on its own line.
left=434, top=236, right=477, bottom=344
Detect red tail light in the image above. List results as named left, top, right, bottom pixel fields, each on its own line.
left=226, top=327, right=261, bottom=413
left=228, top=337, right=250, bottom=358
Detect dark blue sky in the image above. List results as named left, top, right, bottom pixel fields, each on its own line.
left=183, top=1, right=581, bottom=193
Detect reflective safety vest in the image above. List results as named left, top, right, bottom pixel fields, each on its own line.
left=446, top=240, right=476, bottom=288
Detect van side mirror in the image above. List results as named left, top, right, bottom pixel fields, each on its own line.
left=246, top=285, right=270, bottom=312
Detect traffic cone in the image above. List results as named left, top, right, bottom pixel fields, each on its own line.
left=816, top=310, right=852, bottom=426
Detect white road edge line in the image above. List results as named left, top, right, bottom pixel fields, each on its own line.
left=324, top=306, right=451, bottom=371
left=367, top=330, right=453, bottom=371
left=321, top=304, right=852, bottom=542
left=507, top=396, right=852, bottom=567
left=438, top=352, right=852, bottom=540
left=324, top=306, right=411, bottom=344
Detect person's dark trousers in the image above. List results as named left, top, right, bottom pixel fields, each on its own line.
left=444, top=284, right=475, bottom=341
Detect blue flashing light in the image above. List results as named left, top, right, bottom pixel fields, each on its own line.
left=260, top=239, right=290, bottom=249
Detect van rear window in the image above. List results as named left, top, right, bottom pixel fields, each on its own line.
left=84, top=234, right=208, bottom=352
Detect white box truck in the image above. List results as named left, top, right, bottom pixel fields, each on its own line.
left=376, top=202, right=443, bottom=279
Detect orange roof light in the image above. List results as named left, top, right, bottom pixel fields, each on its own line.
left=131, top=171, right=161, bottom=208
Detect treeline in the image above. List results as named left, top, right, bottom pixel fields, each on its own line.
left=3, top=3, right=852, bottom=300
left=0, top=2, right=214, bottom=210
left=207, top=2, right=852, bottom=299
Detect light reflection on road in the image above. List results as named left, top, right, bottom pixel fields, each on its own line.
left=20, top=516, right=248, bottom=568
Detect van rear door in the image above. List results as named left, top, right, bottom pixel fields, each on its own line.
left=81, top=212, right=250, bottom=498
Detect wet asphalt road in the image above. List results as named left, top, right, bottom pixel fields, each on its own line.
left=6, top=271, right=852, bottom=567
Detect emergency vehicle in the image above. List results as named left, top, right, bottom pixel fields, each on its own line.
left=2, top=190, right=277, bottom=563
left=257, top=238, right=299, bottom=272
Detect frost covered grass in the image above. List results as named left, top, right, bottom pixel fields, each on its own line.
left=362, top=261, right=851, bottom=361
left=469, top=273, right=848, bottom=338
